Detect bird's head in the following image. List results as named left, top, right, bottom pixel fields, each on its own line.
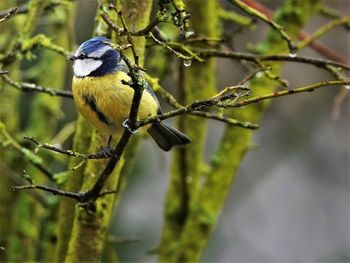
left=70, top=36, right=127, bottom=78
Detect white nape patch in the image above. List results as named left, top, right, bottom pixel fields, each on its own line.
left=73, top=59, right=102, bottom=77
left=90, top=45, right=112, bottom=57
left=74, top=45, right=111, bottom=57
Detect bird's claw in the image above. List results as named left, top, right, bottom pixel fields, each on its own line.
left=97, top=146, right=114, bottom=158
left=123, top=119, right=139, bottom=134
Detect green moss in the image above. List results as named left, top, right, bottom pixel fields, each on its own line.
left=160, top=0, right=322, bottom=261
left=62, top=1, right=153, bottom=262
left=64, top=133, right=124, bottom=263
left=54, top=116, right=92, bottom=262
left=159, top=0, right=220, bottom=261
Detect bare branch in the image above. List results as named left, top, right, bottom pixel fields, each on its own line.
left=0, top=122, right=54, bottom=180
left=100, top=8, right=161, bottom=36
left=15, top=43, right=147, bottom=203
left=198, top=48, right=350, bottom=71
left=1, top=75, right=73, bottom=98
left=239, top=0, right=349, bottom=65
left=190, top=111, right=258, bottom=129
left=0, top=161, right=48, bottom=206
left=234, top=79, right=350, bottom=107
left=228, top=0, right=297, bottom=54
left=136, top=86, right=247, bottom=128
left=148, top=32, right=196, bottom=62
left=297, top=17, right=350, bottom=50
left=0, top=7, right=17, bottom=23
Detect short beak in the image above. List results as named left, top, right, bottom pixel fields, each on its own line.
left=68, top=55, right=76, bottom=61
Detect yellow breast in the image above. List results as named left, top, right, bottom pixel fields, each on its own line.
left=72, top=72, right=159, bottom=136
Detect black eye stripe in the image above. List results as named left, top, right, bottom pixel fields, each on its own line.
left=71, top=54, right=101, bottom=61
left=84, top=56, right=101, bottom=60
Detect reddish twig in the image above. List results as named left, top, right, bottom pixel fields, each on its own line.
left=240, top=0, right=349, bottom=64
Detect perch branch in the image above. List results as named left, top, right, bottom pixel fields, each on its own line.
left=13, top=44, right=145, bottom=203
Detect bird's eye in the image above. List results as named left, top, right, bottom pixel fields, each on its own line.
left=79, top=52, right=88, bottom=59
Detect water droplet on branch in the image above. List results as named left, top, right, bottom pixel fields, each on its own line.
left=255, top=72, right=264, bottom=78
left=184, top=31, right=195, bottom=39
left=183, top=59, right=192, bottom=67
left=288, top=42, right=298, bottom=57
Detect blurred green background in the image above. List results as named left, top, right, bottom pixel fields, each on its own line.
left=1, top=0, right=349, bottom=262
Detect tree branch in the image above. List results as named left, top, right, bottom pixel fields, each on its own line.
left=0, top=7, right=17, bottom=23
left=240, top=0, right=349, bottom=64
left=297, top=16, right=350, bottom=49
left=235, top=79, right=350, bottom=107
left=1, top=74, right=73, bottom=98
left=228, top=0, right=297, bottom=54
left=12, top=44, right=146, bottom=204
left=198, top=48, right=350, bottom=71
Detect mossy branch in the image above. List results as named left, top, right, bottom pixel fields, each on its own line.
left=229, top=0, right=297, bottom=54
left=12, top=43, right=146, bottom=204
left=297, top=16, right=350, bottom=49
left=0, top=7, right=17, bottom=23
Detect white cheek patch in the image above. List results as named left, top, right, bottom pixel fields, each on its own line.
left=73, top=59, right=103, bottom=77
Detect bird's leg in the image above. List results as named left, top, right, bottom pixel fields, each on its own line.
left=107, top=135, right=112, bottom=147
left=98, top=135, right=114, bottom=158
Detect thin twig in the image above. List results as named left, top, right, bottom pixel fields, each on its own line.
left=0, top=2, right=61, bottom=19
left=234, top=79, right=350, bottom=107
left=0, top=161, right=48, bottom=207
left=0, top=7, right=17, bottom=23
left=100, top=5, right=161, bottom=36
left=107, top=4, right=139, bottom=65
left=24, top=136, right=85, bottom=158
left=136, top=88, right=245, bottom=127
left=137, top=79, right=350, bottom=127
left=190, top=111, right=258, bottom=129
left=148, top=32, right=195, bottom=62
left=106, top=235, right=143, bottom=244
left=0, top=34, right=71, bottom=65
left=165, top=41, right=204, bottom=62
left=331, top=88, right=349, bottom=119
left=14, top=43, right=146, bottom=203
left=198, top=48, right=350, bottom=71
left=228, top=0, right=297, bottom=54
left=149, top=75, right=258, bottom=129
left=240, top=0, right=349, bottom=64
left=238, top=68, right=263, bottom=85
left=1, top=75, right=73, bottom=98
left=24, top=136, right=115, bottom=160
left=0, top=122, right=54, bottom=180
left=325, top=65, right=349, bottom=119
left=319, top=5, right=344, bottom=20
left=252, top=59, right=289, bottom=87
left=297, top=17, right=350, bottom=50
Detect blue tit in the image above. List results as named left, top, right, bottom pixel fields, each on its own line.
left=70, top=36, right=191, bottom=151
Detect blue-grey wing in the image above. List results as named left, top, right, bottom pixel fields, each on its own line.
left=117, top=59, right=161, bottom=113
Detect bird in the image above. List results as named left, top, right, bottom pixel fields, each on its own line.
left=70, top=36, right=191, bottom=152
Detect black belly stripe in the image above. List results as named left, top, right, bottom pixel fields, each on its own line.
left=83, top=94, right=110, bottom=125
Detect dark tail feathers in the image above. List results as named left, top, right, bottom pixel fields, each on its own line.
left=147, top=122, right=191, bottom=151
